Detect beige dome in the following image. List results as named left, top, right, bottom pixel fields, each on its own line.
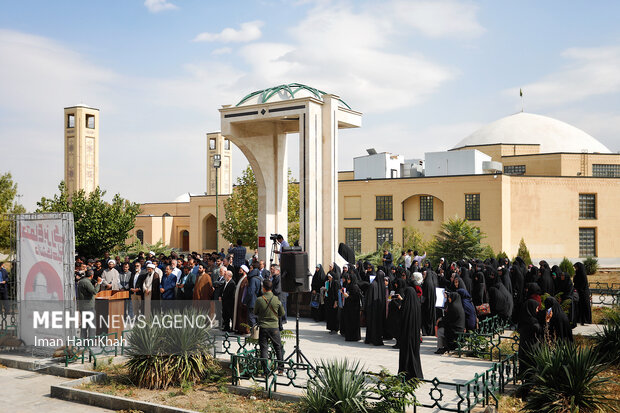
left=453, top=112, right=611, bottom=154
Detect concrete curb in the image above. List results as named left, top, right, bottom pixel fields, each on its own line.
left=50, top=374, right=198, bottom=413
left=1, top=353, right=297, bottom=413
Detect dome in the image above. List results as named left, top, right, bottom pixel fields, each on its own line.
left=235, top=83, right=350, bottom=109
left=453, top=112, right=611, bottom=154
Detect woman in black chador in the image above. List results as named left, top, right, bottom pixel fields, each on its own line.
left=324, top=268, right=340, bottom=334
left=544, top=296, right=573, bottom=342
left=364, top=270, right=386, bottom=346
left=310, top=264, right=326, bottom=322
left=420, top=269, right=437, bottom=336
left=573, top=262, right=592, bottom=325
left=341, top=274, right=362, bottom=341
left=398, top=287, right=424, bottom=380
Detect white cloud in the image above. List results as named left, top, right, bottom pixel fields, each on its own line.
left=193, top=21, right=264, bottom=43
left=236, top=3, right=457, bottom=112
left=389, top=0, right=485, bottom=38
left=144, top=0, right=178, bottom=13
left=506, top=46, right=620, bottom=108
left=212, top=47, right=232, bottom=55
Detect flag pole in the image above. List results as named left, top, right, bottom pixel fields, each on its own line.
left=520, top=88, right=524, bottom=112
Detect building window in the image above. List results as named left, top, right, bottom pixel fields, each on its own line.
left=593, top=164, right=620, bottom=177
left=136, top=230, right=144, bottom=245
left=224, top=139, right=230, bottom=150
left=579, top=194, right=596, bottom=219
left=345, top=228, right=362, bottom=253
left=419, top=195, right=433, bottom=221
left=504, top=165, right=526, bottom=175
left=209, top=138, right=216, bottom=150
left=376, top=228, right=393, bottom=249
left=85, top=114, right=95, bottom=129
left=376, top=196, right=393, bottom=220
left=67, top=114, right=75, bottom=128
left=579, top=228, right=596, bottom=257
left=465, top=194, right=480, bottom=221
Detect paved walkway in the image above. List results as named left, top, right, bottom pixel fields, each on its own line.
left=0, top=366, right=113, bottom=413
left=218, top=318, right=497, bottom=412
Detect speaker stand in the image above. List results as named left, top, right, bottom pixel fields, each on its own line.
left=284, top=291, right=313, bottom=367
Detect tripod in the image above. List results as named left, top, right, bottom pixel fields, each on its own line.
left=269, top=239, right=279, bottom=266
left=284, top=290, right=313, bottom=366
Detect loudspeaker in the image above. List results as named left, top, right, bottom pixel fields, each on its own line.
left=280, top=250, right=310, bottom=293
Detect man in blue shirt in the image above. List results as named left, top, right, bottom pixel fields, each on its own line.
left=228, top=239, right=247, bottom=281
left=160, top=265, right=177, bottom=311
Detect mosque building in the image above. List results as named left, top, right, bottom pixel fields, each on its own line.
left=65, top=86, right=620, bottom=265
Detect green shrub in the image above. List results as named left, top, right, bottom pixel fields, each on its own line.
left=480, top=244, right=496, bottom=261
left=496, top=251, right=509, bottom=262
left=427, top=217, right=486, bottom=264
left=369, top=368, right=418, bottom=413
left=520, top=341, right=618, bottom=413
left=125, top=307, right=219, bottom=389
left=517, top=238, right=533, bottom=266
left=559, top=257, right=575, bottom=277
left=301, top=359, right=370, bottom=413
left=594, top=322, right=620, bottom=366
left=583, top=257, right=599, bottom=275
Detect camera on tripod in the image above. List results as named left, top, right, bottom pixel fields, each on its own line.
left=269, top=233, right=281, bottom=242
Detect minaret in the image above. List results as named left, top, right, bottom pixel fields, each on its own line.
left=64, top=105, right=99, bottom=194
left=206, top=132, right=232, bottom=195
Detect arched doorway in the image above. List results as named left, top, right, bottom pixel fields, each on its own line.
left=181, top=230, right=189, bottom=251
left=401, top=194, right=444, bottom=242
left=202, top=215, right=217, bottom=251
left=136, top=229, right=144, bottom=245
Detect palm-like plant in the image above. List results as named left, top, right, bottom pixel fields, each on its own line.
left=521, top=341, right=619, bottom=412
left=125, top=307, right=218, bottom=389
left=301, top=359, right=370, bottom=413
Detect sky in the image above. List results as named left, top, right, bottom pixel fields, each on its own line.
left=1, top=0, right=620, bottom=211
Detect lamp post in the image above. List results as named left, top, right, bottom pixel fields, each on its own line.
left=213, top=154, right=221, bottom=252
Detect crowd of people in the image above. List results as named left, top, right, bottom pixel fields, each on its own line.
left=74, top=239, right=288, bottom=336
left=310, top=247, right=593, bottom=380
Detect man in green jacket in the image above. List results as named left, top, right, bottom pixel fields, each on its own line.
left=253, top=279, right=285, bottom=373
left=77, top=269, right=102, bottom=338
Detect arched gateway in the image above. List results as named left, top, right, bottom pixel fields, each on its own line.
left=220, top=83, right=362, bottom=268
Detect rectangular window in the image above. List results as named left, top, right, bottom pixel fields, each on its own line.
left=592, top=164, right=620, bottom=177
left=67, top=114, right=75, bottom=128
left=376, top=195, right=393, bottom=220
left=579, top=228, right=596, bottom=257
left=579, top=194, right=596, bottom=219
left=504, top=164, right=526, bottom=175
left=419, top=195, right=434, bottom=221
left=224, top=139, right=230, bottom=150
left=345, top=228, right=362, bottom=253
left=85, top=114, right=95, bottom=129
left=376, top=228, right=393, bottom=249
left=209, top=138, right=216, bottom=150
left=465, top=193, right=480, bottom=221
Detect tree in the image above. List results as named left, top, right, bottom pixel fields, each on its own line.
left=0, top=172, right=26, bottom=251
left=220, top=165, right=300, bottom=250
left=517, top=237, right=533, bottom=266
left=428, top=217, right=485, bottom=264
left=36, top=182, right=141, bottom=258
left=402, top=225, right=426, bottom=253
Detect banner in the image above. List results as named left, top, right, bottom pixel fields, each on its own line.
left=16, top=213, right=76, bottom=347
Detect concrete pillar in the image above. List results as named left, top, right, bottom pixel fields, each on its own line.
left=321, top=95, right=339, bottom=266
left=299, top=102, right=323, bottom=268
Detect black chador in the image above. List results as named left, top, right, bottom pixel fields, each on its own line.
left=398, top=287, right=424, bottom=380
left=341, top=275, right=362, bottom=341
left=420, top=269, right=437, bottom=336
left=364, top=270, right=386, bottom=346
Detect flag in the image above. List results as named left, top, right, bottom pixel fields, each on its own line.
left=520, top=88, right=523, bottom=97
